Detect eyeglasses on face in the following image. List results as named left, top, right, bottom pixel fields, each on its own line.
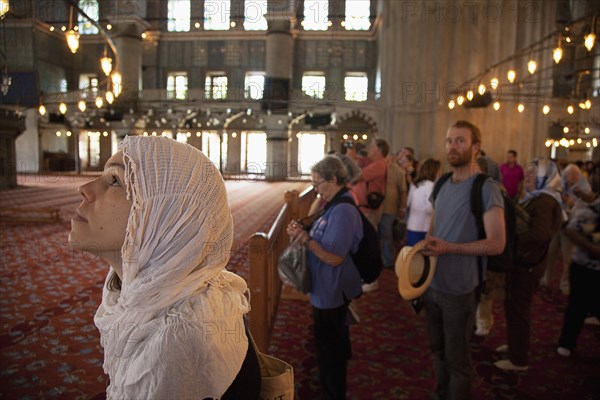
left=312, top=179, right=326, bottom=189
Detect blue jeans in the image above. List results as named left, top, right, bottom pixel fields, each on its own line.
left=406, top=230, right=427, bottom=246
left=378, top=213, right=397, bottom=267
left=423, top=288, right=477, bottom=400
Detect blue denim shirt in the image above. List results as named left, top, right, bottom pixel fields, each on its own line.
left=308, top=195, right=363, bottom=309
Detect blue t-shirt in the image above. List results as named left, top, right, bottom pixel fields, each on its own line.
left=430, top=174, right=504, bottom=295
left=308, top=194, right=363, bottom=309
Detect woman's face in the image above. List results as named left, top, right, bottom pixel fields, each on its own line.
left=69, top=151, right=133, bottom=259
left=311, top=171, right=337, bottom=202
left=524, top=168, right=537, bottom=192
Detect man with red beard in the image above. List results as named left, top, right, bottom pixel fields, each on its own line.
left=421, top=120, right=505, bottom=400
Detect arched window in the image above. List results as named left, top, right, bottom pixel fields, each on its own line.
left=344, top=73, right=368, bottom=101
left=205, top=0, right=231, bottom=30
left=302, top=73, right=326, bottom=99
left=78, top=0, right=99, bottom=34
left=303, top=0, right=328, bottom=31
left=168, top=0, right=191, bottom=32
left=167, top=72, right=188, bottom=100
left=244, top=72, right=265, bottom=100
left=344, top=0, right=370, bottom=30
left=244, top=0, right=267, bottom=30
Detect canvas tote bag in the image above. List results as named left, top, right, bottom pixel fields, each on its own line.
left=248, top=331, right=294, bottom=399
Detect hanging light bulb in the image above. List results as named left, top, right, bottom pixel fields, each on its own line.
left=585, top=99, right=592, bottom=109
left=64, top=5, right=79, bottom=53
left=585, top=127, right=590, bottom=134
left=65, top=29, right=80, bottom=53
left=0, top=0, right=9, bottom=18
left=490, top=78, right=499, bottom=89
left=466, top=90, right=474, bottom=101
left=563, top=127, right=569, bottom=133
left=493, top=101, right=500, bottom=110
left=448, top=99, right=455, bottom=110
left=542, top=105, right=550, bottom=114
left=527, top=59, right=537, bottom=75
left=517, top=103, right=525, bottom=113
left=567, top=105, right=574, bottom=114
left=59, top=102, right=67, bottom=114
left=38, top=104, right=46, bottom=116
left=100, top=48, right=113, bottom=76
left=553, top=46, right=563, bottom=64
left=105, top=91, right=114, bottom=104
left=577, top=138, right=582, bottom=144
left=579, top=102, right=587, bottom=109
left=95, top=96, right=103, bottom=108
left=457, top=95, right=464, bottom=105
left=478, top=84, right=486, bottom=95
left=111, top=71, right=122, bottom=97
left=507, top=69, right=516, bottom=83
left=584, top=32, right=596, bottom=52
left=78, top=100, right=86, bottom=112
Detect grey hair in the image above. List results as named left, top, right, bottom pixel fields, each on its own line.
left=334, top=153, right=362, bottom=184
left=311, top=155, right=349, bottom=186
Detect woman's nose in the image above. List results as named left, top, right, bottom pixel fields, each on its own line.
left=78, top=179, right=96, bottom=202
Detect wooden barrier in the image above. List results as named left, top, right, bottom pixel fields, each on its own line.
left=248, top=185, right=315, bottom=352
left=0, top=207, right=61, bottom=223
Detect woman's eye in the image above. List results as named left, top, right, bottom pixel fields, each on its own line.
left=109, top=175, right=121, bottom=187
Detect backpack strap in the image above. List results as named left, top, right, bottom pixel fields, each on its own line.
left=470, top=173, right=489, bottom=302
left=471, top=174, right=488, bottom=240
left=331, top=196, right=357, bottom=208
left=431, top=172, right=453, bottom=204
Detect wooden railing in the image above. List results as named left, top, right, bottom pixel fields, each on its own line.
left=248, top=185, right=316, bottom=352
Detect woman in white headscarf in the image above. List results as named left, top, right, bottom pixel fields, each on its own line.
left=495, top=159, right=566, bottom=372
left=69, top=136, right=259, bottom=399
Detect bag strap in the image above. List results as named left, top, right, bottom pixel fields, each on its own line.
left=246, top=328, right=261, bottom=356
left=365, top=161, right=388, bottom=195
left=471, top=173, right=489, bottom=302
left=471, top=173, right=488, bottom=240
left=431, top=172, right=453, bottom=203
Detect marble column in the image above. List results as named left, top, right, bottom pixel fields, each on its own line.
left=110, top=21, right=145, bottom=112
left=263, top=14, right=294, bottom=180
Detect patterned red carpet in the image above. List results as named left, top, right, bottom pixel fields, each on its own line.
left=270, top=267, right=600, bottom=399
left=0, top=174, right=307, bottom=399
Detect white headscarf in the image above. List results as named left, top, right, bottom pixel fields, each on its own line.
left=520, top=158, right=567, bottom=221
left=94, top=136, right=249, bottom=398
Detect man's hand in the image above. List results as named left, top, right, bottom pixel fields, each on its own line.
left=421, top=235, right=449, bottom=256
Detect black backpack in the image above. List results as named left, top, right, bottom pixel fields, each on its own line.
left=329, top=196, right=383, bottom=283
left=432, top=172, right=543, bottom=273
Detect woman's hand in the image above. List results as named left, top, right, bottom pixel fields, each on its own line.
left=286, top=221, right=310, bottom=244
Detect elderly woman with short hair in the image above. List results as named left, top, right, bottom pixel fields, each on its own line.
left=287, top=155, right=363, bottom=399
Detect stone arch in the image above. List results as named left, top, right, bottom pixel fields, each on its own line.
left=335, top=110, right=378, bottom=150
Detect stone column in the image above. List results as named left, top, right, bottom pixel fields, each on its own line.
left=0, top=109, right=26, bottom=189
left=263, top=11, right=294, bottom=180
left=110, top=21, right=145, bottom=112
left=263, top=19, right=293, bottom=112
left=263, top=114, right=290, bottom=180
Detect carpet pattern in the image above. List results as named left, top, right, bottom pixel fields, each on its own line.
left=0, top=174, right=307, bottom=400
left=269, top=268, right=600, bottom=399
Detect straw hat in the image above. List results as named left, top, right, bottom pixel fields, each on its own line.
left=395, top=240, right=437, bottom=300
